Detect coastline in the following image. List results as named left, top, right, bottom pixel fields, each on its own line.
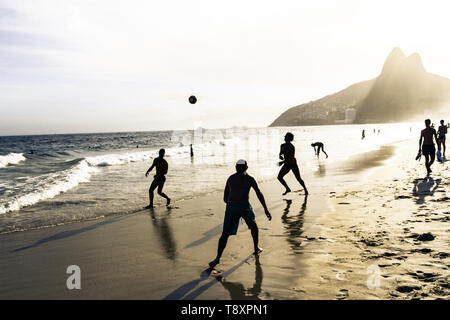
left=0, top=136, right=447, bottom=299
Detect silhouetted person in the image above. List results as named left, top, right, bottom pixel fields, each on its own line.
left=145, top=148, right=171, bottom=208
left=437, top=119, right=447, bottom=158
left=362, top=129, right=365, bottom=139
left=277, top=132, right=308, bottom=196
left=311, top=142, right=328, bottom=158
left=209, top=159, right=272, bottom=268
left=419, top=119, right=439, bottom=175
left=190, top=144, right=194, bottom=157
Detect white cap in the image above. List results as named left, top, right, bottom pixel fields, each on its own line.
left=236, top=159, right=247, bottom=165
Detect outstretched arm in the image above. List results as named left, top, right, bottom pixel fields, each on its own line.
left=252, top=180, right=271, bottom=221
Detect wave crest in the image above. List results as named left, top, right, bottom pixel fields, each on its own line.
left=0, top=153, right=26, bottom=168
left=0, top=160, right=98, bottom=214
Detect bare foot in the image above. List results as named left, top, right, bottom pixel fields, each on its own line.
left=145, top=204, right=154, bottom=209
left=282, top=189, right=291, bottom=196
left=166, top=198, right=171, bottom=207
left=254, top=247, right=263, bottom=255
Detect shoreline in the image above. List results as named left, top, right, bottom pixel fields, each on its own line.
left=0, top=138, right=404, bottom=236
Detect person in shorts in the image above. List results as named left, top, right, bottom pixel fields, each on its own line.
left=419, top=119, right=439, bottom=175
left=209, top=160, right=272, bottom=268
left=145, top=148, right=171, bottom=208
left=277, top=132, right=308, bottom=196
left=437, top=119, right=447, bottom=159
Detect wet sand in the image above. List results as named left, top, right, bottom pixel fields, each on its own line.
left=0, top=137, right=448, bottom=299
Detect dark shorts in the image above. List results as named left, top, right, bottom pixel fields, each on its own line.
left=282, top=162, right=298, bottom=170
left=422, top=144, right=435, bottom=156
left=150, top=175, right=166, bottom=189
left=222, top=202, right=256, bottom=236
left=154, top=175, right=166, bottom=182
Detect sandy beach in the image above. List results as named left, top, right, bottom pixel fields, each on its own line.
left=0, top=136, right=448, bottom=300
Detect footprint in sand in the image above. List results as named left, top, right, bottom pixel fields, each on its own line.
left=396, top=285, right=421, bottom=293
left=335, top=272, right=346, bottom=280
left=336, top=289, right=349, bottom=300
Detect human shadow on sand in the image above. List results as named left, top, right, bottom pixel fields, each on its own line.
left=184, top=224, right=223, bottom=249
left=163, top=253, right=255, bottom=300
left=217, top=255, right=263, bottom=300
left=281, top=196, right=307, bottom=254
left=412, top=177, right=441, bottom=205
left=10, top=207, right=146, bottom=253
left=149, top=207, right=178, bottom=261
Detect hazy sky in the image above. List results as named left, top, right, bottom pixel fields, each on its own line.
left=1, top=0, right=450, bottom=135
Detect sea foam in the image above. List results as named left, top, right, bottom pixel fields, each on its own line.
left=0, top=153, right=26, bottom=168
left=0, top=160, right=98, bottom=214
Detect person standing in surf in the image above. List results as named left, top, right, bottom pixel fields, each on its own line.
left=209, top=159, right=272, bottom=268
left=145, top=148, right=171, bottom=208
left=277, top=132, right=308, bottom=196
left=311, top=142, right=328, bottom=159
left=419, top=119, right=439, bottom=175
left=437, top=119, right=447, bottom=159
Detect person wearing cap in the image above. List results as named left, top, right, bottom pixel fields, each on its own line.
left=209, top=159, right=272, bottom=268
left=278, top=132, right=308, bottom=196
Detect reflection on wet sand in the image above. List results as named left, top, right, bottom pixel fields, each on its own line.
left=315, top=161, right=327, bottom=177
left=218, top=256, right=262, bottom=300
left=412, top=177, right=441, bottom=204
left=281, top=196, right=307, bottom=254
left=149, top=208, right=177, bottom=261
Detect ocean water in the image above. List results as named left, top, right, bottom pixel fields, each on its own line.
left=0, top=123, right=419, bottom=234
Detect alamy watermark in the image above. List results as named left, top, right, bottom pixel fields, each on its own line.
left=366, top=264, right=381, bottom=289
left=66, top=265, right=81, bottom=290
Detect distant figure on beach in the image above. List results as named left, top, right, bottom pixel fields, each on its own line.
left=419, top=119, right=439, bottom=175
left=362, top=130, right=365, bottom=139
left=209, top=159, right=272, bottom=268
left=145, top=148, right=171, bottom=208
left=437, top=119, right=447, bottom=158
left=311, top=142, right=328, bottom=158
left=190, top=144, right=194, bottom=157
left=278, top=132, right=308, bottom=196
left=378, top=129, right=380, bottom=135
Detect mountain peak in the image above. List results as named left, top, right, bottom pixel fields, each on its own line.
left=270, top=47, right=450, bottom=127
left=381, top=47, right=406, bottom=74
left=402, top=52, right=425, bottom=73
